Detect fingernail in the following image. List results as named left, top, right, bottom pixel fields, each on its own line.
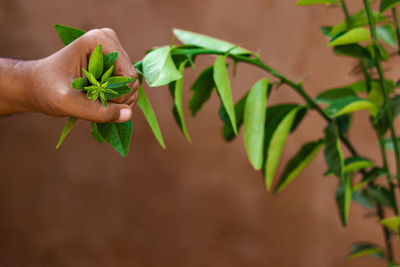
left=118, top=108, right=132, bottom=122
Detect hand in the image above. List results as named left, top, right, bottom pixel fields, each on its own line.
left=0, top=28, right=139, bottom=123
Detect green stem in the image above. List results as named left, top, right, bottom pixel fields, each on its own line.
left=363, top=0, right=400, bottom=183
left=340, top=0, right=351, bottom=28
left=376, top=204, right=394, bottom=261
left=392, top=8, right=400, bottom=54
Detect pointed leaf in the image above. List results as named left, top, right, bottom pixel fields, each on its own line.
left=137, top=86, right=166, bottom=149
left=333, top=44, right=372, bottom=59
left=91, top=122, right=105, bottom=144
left=143, top=46, right=182, bottom=87
left=353, top=190, right=375, bottom=209
left=220, top=93, right=248, bottom=141
left=377, top=24, right=397, bottom=47
left=347, top=243, right=384, bottom=259
left=364, top=186, right=396, bottom=209
left=380, top=216, right=400, bottom=233
left=101, top=65, right=114, bottom=82
left=244, top=78, right=269, bottom=170
left=296, top=0, right=338, bottom=5
left=89, top=44, right=104, bottom=80
left=173, top=29, right=252, bottom=55
left=56, top=117, right=78, bottom=149
left=214, top=55, right=237, bottom=134
left=97, top=121, right=132, bottom=157
left=329, top=27, right=371, bottom=47
left=105, top=85, right=132, bottom=99
left=54, top=24, right=85, bottom=46
left=71, top=77, right=86, bottom=90
left=104, top=52, right=118, bottom=71
left=264, top=107, right=301, bottom=190
left=353, top=168, right=386, bottom=191
left=106, top=76, right=135, bottom=88
left=380, top=0, right=400, bottom=12
left=189, top=66, right=215, bottom=115
left=275, top=140, right=324, bottom=194
left=336, top=173, right=352, bottom=226
left=324, top=122, right=344, bottom=179
left=324, top=95, right=377, bottom=118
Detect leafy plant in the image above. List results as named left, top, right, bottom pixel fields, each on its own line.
left=54, top=0, right=400, bottom=264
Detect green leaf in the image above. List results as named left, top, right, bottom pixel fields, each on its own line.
left=106, top=76, right=134, bottom=88
left=347, top=243, right=384, bottom=259
left=316, top=88, right=357, bottom=104
left=173, top=29, right=252, bottom=55
left=89, top=44, right=104, bottom=80
left=324, top=122, right=344, bottom=179
left=56, top=117, right=78, bottom=149
left=344, top=156, right=373, bottom=172
left=105, top=85, right=132, bottom=99
left=377, top=24, right=397, bottom=47
left=364, top=186, right=396, bottom=208
left=101, top=65, right=114, bottom=82
left=353, top=168, right=386, bottom=191
left=220, top=93, right=248, bottom=141
left=296, top=0, right=338, bottom=5
left=336, top=173, right=352, bottom=226
left=324, top=95, right=377, bottom=118
left=330, top=10, right=387, bottom=37
left=104, top=52, right=118, bottom=71
left=82, top=68, right=97, bottom=85
left=382, top=137, right=400, bottom=151
left=380, top=0, right=400, bottom=12
left=54, top=24, right=85, bottom=46
left=71, top=77, right=86, bottom=90
left=214, top=55, right=237, bottom=134
left=170, top=62, right=191, bottom=142
left=264, top=107, right=301, bottom=191
left=143, top=46, right=182, bottom=87
left=333, top=44, right=372, bottom=59
left=337, top=114, right=352, bottom=134
left=366, top=43, right=390, bottom=62
left=91, top=122, right=105, bottom=144
left=275, top=140, right=324, bottom=194
left=189, top=66, right=215, bottom=116
left=243, top=78, right=269, bottom=170
left=321, top=26, right=333, bottom=37
left=137, top=85, right=166, bottom=149
left=380, top=216, right=400, bottom=233
left=97, top=121, right=132, bottom=157
left=329, top=27, right=371, bottom=47
left=352, top=190, right=375, bottom=209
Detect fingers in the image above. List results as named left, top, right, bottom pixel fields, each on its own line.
left=59, top=87, right=133, bottom=123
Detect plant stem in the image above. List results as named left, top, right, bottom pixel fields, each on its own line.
left=363, top=0, right=400, bottom=183
left=392, top=7, right=400, bottom=54
left=377, top=204, right=394, bottom=262
left=340, top=0, right=351, bottom=28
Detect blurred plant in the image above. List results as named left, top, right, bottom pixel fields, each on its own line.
left=55, top=0, right=400, bottom=264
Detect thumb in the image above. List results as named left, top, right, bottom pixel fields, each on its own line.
left=63, top=91, right=132, bottom=123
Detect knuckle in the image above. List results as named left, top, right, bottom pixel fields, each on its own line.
left=102, top=27, right=117, bottom=38
left=84, top=29, right=107, bottom=44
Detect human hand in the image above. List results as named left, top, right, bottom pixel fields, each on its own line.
left=2, top=28, right=138, bottom=122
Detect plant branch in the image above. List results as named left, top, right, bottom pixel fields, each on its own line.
left=340, top=0, right=351, bottom=28
left=392, top=7, right=400, bottom=54
left=363, top=0, right=400, bottom=183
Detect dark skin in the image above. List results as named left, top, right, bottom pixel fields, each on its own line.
left=0, top=28, right=139, bottom=122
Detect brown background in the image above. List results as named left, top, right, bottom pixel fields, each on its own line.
left=0, top=0, right=397, bottom=266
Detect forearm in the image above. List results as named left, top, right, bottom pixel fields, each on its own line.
left=0, top=58, right=34, bottom=115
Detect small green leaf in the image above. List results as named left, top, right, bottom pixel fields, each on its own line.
left=275, top=140, right=324, bottom=194
left=336, top=173, right=352, bottom=226
left=380, top=216, right=400, bottom=233
left=321, top=26, right=333, bottom=37
left=214, top=55, right=237, bottom=134
left=324, top=122, right=344, bottom=179
left=329, top=27, right=371, bottom=47
left=344, top=156, right=373, bottom=172
left=316, top=88, right=357, bottom=104
left=104, top=52, right=118, bottom=71
left=347, top=243, right=384, bottom=259
left=324, top=95, right=377, bottom=118
left=56, top=117, right=78, bottom=149
left=296, top=0, right=338, bottom=5
left=97, top=121, right=132, bottom=157
left=91, top=122, right=105, bottom=144
left=101, top=65, right=114, bottom=82
left=364, top=186, right=396, bottom=209
left=82, top=68, right=97, bottom=85
left=189, top=66, right=215, bottom=116
left=143, top=46, right=182, bottom=87
left=353, top=190, right=375, bottom=209
left=243, top=78, right=269, bottom=170
left=377, top=24, right=397, bottom=47
left=105, top=85, right=132, bottom=99
left=89, top=44, right=104, bottom=80
left=137, top=85, right=166, bottom=149
left=380, top=0, right=400, bottom=12
left=54, top=24, right=85, bottom=46
left=106, top=76, right=134, bottom=88
left=173, top=29, right=252, bottom=55
left=264, top=107, right=301, bottom=191
left=337, top=114, right=352, bottom=134
left=71, top=77, right=86, bottom=90
left=333, top=44, right=372, bottom=59
left=353, top=168, right=386, bottom=191
left=170, top=62, right=191, bottom=142
left=220, top=93, right=248, bottom=141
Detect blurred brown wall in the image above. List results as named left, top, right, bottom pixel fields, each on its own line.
left=0, top=0, right=395, bottom=266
